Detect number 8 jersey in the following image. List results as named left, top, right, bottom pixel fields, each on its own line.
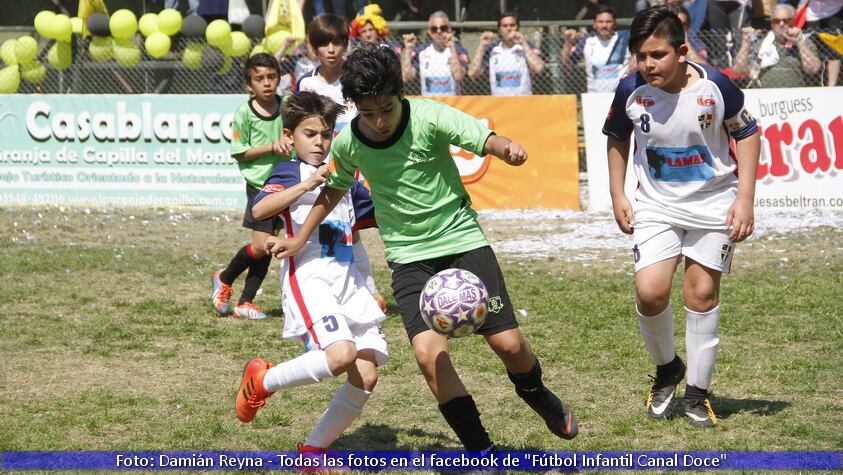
left=602, top=62, right=757, bottom=229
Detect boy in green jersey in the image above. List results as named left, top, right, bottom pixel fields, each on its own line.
left=212, top=53, right=291, bottom=320
left=266, top=44, right=578, bottom=450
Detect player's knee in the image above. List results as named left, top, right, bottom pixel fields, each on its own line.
left=684, top=285, right=719, bottom=312
left=325, top=341, right=358, bottom=375
left=635, top=286, right=671, bottom=315
left=358, top=368, right=379, bottom=391
left=249, top=241, right=268, bottom=258
left=491, top=333, right=528, bottom=361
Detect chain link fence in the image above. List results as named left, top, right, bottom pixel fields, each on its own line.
left=10, top=26, right=840, bottom=95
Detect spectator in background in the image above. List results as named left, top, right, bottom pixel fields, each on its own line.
left=677, top=5, right=710, bottom=63
left=804, top=0, right=843, bottom=86
left=304, top=0, right=365, bottom=18
left=733, top=4, right=821, bottom=87
left=349, top=4, right=402, bottom=55
left=705, top=0, right=752, bottom=68
left=401, top=11, right=469, bottom=96
left=467, top=12, right=545, bottom=96
left=560, top=5, right=632, bottom=93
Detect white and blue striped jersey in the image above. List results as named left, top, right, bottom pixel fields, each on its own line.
left=602, top=62, right=757, bottom=229
left=254, top=158, right=378, bottom=337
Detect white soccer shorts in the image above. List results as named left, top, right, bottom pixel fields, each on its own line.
left=632, top=221, right=734, bottom=274
left=302, top=315, right=389, bottom=367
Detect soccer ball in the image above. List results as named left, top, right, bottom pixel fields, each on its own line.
left=419, top=268, right=490, bottom=338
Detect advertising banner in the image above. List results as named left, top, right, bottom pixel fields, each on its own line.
left=0, top=94, right=580, bottom=210
left=427, top=95, right=580, bottom=210
left=582, top=87, right=843, bottom=212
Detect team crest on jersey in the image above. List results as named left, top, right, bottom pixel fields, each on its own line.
left=488, top=296, right=503, bottom=314
left=636, top=96, right=655, bottom=107
left=408, top=150, right=432, bottom=164
left=698, top=113, right=713, bottom=130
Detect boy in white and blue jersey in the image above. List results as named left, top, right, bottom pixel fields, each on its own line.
left=235, top=92, right=386, bottom=457
left=603, top=6, right=760, bottom=429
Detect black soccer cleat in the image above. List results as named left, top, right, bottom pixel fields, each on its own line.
left=684, top=397, right=718, bottom=428
left=646, top=355, right=686, bottom=420
left=523, top=387, right=579, bottom=440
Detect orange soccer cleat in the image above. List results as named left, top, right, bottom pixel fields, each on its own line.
left=235, top=358, right=273, bottom=422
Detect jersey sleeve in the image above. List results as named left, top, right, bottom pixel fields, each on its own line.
left=602, top=75, right=636, bottom=141
left=253, top=161, right=301, bottom=207
left=435, top=101, right=493, bottom=156
left=350, top=181, right=377, bottom=231
left=324, top=130, right=358, bottom=191
left=230, top=104, right=252, bottom=157
left=709, top=67, right=757, bottom=140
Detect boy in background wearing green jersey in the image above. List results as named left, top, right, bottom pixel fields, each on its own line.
left=266, top=44, right=579, bottom=451
left=212, top=53, right=292, bottom=320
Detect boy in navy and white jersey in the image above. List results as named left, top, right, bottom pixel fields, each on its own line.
left=235, top=92, right=386, bottom=457
left=603, top=6, right=760, bottom=429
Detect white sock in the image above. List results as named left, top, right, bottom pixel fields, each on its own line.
left=637, top=304, right=676, bottom=366
left=263, top=350, right=334, bottom=393
left=352, top=240, right=378, bottom=294
left=304, top=381, right=372, bottom=449
left=685, top=305, right=720, bottom=390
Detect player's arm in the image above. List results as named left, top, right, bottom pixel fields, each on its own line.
left=447, top=35, right=467, bottom=83
left=266, top=186, right=347, bottom=258
left=401, top=34, right=418, bottom=82
left=607, top=136, right=634, bottom=234
left=468, top=32, right=494, bottom=78
left=728, top=132, right=760, bottom=243
left=483, top=134, right=527, bottom=166
left=252, top=164, right=330, bottom=220
left=232, top=138, right=291, bottom=163
left=521, top=37, right=545, bottom=75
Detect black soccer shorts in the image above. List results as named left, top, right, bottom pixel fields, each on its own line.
left=388, top=245, right=518, bottom=341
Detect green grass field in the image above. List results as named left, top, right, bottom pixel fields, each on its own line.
left=1, top=205, right=841, bottom=469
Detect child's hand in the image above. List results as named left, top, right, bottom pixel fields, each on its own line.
left=273, top=137, right=293, bottom=156
left=264, top=236, right=282, bottom=254
left=402, top=33, right=417, bottom=50
left=612, top=196, right=635, bottom=234
left=302, top=165, right=330, bottom=191
left=501, top=142, right=528, bottom=166
left=726, top=197, right=754, bottom=242
left=267, top=236, right=305, bottom=259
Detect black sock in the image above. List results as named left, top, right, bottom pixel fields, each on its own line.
left=438, top=395, right=494, bottom=451
left=507, top=357, right=546, bottom=403
left=656, top=355, right=683, bottom=379
left=221, top=245, right=257, bottom=285
left=685, top=384, right=708, bottom=401
left=240, top=254, right=271, bottom=304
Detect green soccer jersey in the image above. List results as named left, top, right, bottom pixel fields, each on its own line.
left=230, top=95, right=287, bottom=188
left=326, top=98, right=493, bottom=264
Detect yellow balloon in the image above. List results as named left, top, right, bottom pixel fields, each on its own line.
left=14, top=36, right=38, bottom=64
left=110, top=9, right=138, bottom=40
left=145, top=32, right=171, bottom=58
left=114, top=38, right=141, bottom=66
left=157, top=9, right=182, bottom=36
left=249, top=43, right=266, bottom=57
left=0, top=39, right=17, bottom=65
left=138, top=13, right=159, bottom=37
left=71, top=17, right=84, bottom=34
left=20, top=60, right=46, bottom=83
left=34, top=11, right=56, bottom=39
left=0, top=65, right=20, bottom=93
left=48, top=41, right=72, bottom=70
left=229, top=31, right=251, bottom=57
left=205, top=19, right=231, bottom=48
left=51, top=14, right=73, bottom=42
left=89, top=36, right=113, bottom=62
left=182, top=42, right=204, bottom=70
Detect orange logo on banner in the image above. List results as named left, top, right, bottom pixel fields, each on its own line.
left=423, top=95, right=580, bottom=210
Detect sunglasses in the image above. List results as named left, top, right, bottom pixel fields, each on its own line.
left=429, top=25, right=451, bottom=33
left=772, top=17, right=793, bottom=25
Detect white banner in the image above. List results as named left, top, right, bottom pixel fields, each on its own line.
left=583, top=87, right=843, bottom=212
